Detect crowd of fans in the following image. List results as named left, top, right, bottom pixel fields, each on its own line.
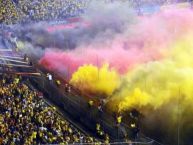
left=0, top=74, right=108, bottom=144
left=0, top=0, right=192, bottom=24
left=0, top=0, right=88, bottom=24
left=16, top=0, right=88, bottom=22
left=0, top=0, right=20, bottom=24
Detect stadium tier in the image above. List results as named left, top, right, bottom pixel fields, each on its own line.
left=0, top=0, right=193, bottom=145
left=0, top=0, right=192, bottom=24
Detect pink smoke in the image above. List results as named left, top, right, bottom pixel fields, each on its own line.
left=40, top=8, right=193, bottom=78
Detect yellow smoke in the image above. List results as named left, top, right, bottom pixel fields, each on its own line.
left=70, top=34, right=193, bottom=114
left=67, top=14, right=193, bottom=144
left=70, top=64, right=120, bottom=96
left=110, top=34, right=193, bottom=113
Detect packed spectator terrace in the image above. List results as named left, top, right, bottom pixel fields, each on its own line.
left=0, top=0, right=192, bottom=24
left=0, top=75, right=92, bottom=144
left=0, top=51, right=110, bottom=144
left=0, top=0, right=192, bottom=144
left=0, top=0, right=88, bottom=24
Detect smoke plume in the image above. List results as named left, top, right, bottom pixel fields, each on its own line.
left=17, top=1, right=193, bottom=144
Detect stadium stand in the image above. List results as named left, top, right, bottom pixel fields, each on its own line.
left=0, top=0, right=20, bottom=24
left=0, top=29, right=154, bottom=145
left=1, top=1, right=192, bottom=144
left=0, top=74, right=107, bottom=144
left=0, top=0, right=88, bottom=24
left=0, top=0, right=192, bottom=24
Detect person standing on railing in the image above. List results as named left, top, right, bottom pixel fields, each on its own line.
left=55, top=80, right=61, bottom=87
left=88, top=100, right=94, bottom=108
left=116, top=113, right=122, bottom=126
left=47, top=73, right=52, bottom=82
left=64, top=83, right=71, bottom=93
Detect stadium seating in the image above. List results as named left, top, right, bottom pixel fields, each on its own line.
left=0, top=74, right=107, bottom=144
left=0, top=0, right=20, bottom=24
left=0, top=0, right=191, bottom=25
left=0, top=0, right=88, bottom=24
